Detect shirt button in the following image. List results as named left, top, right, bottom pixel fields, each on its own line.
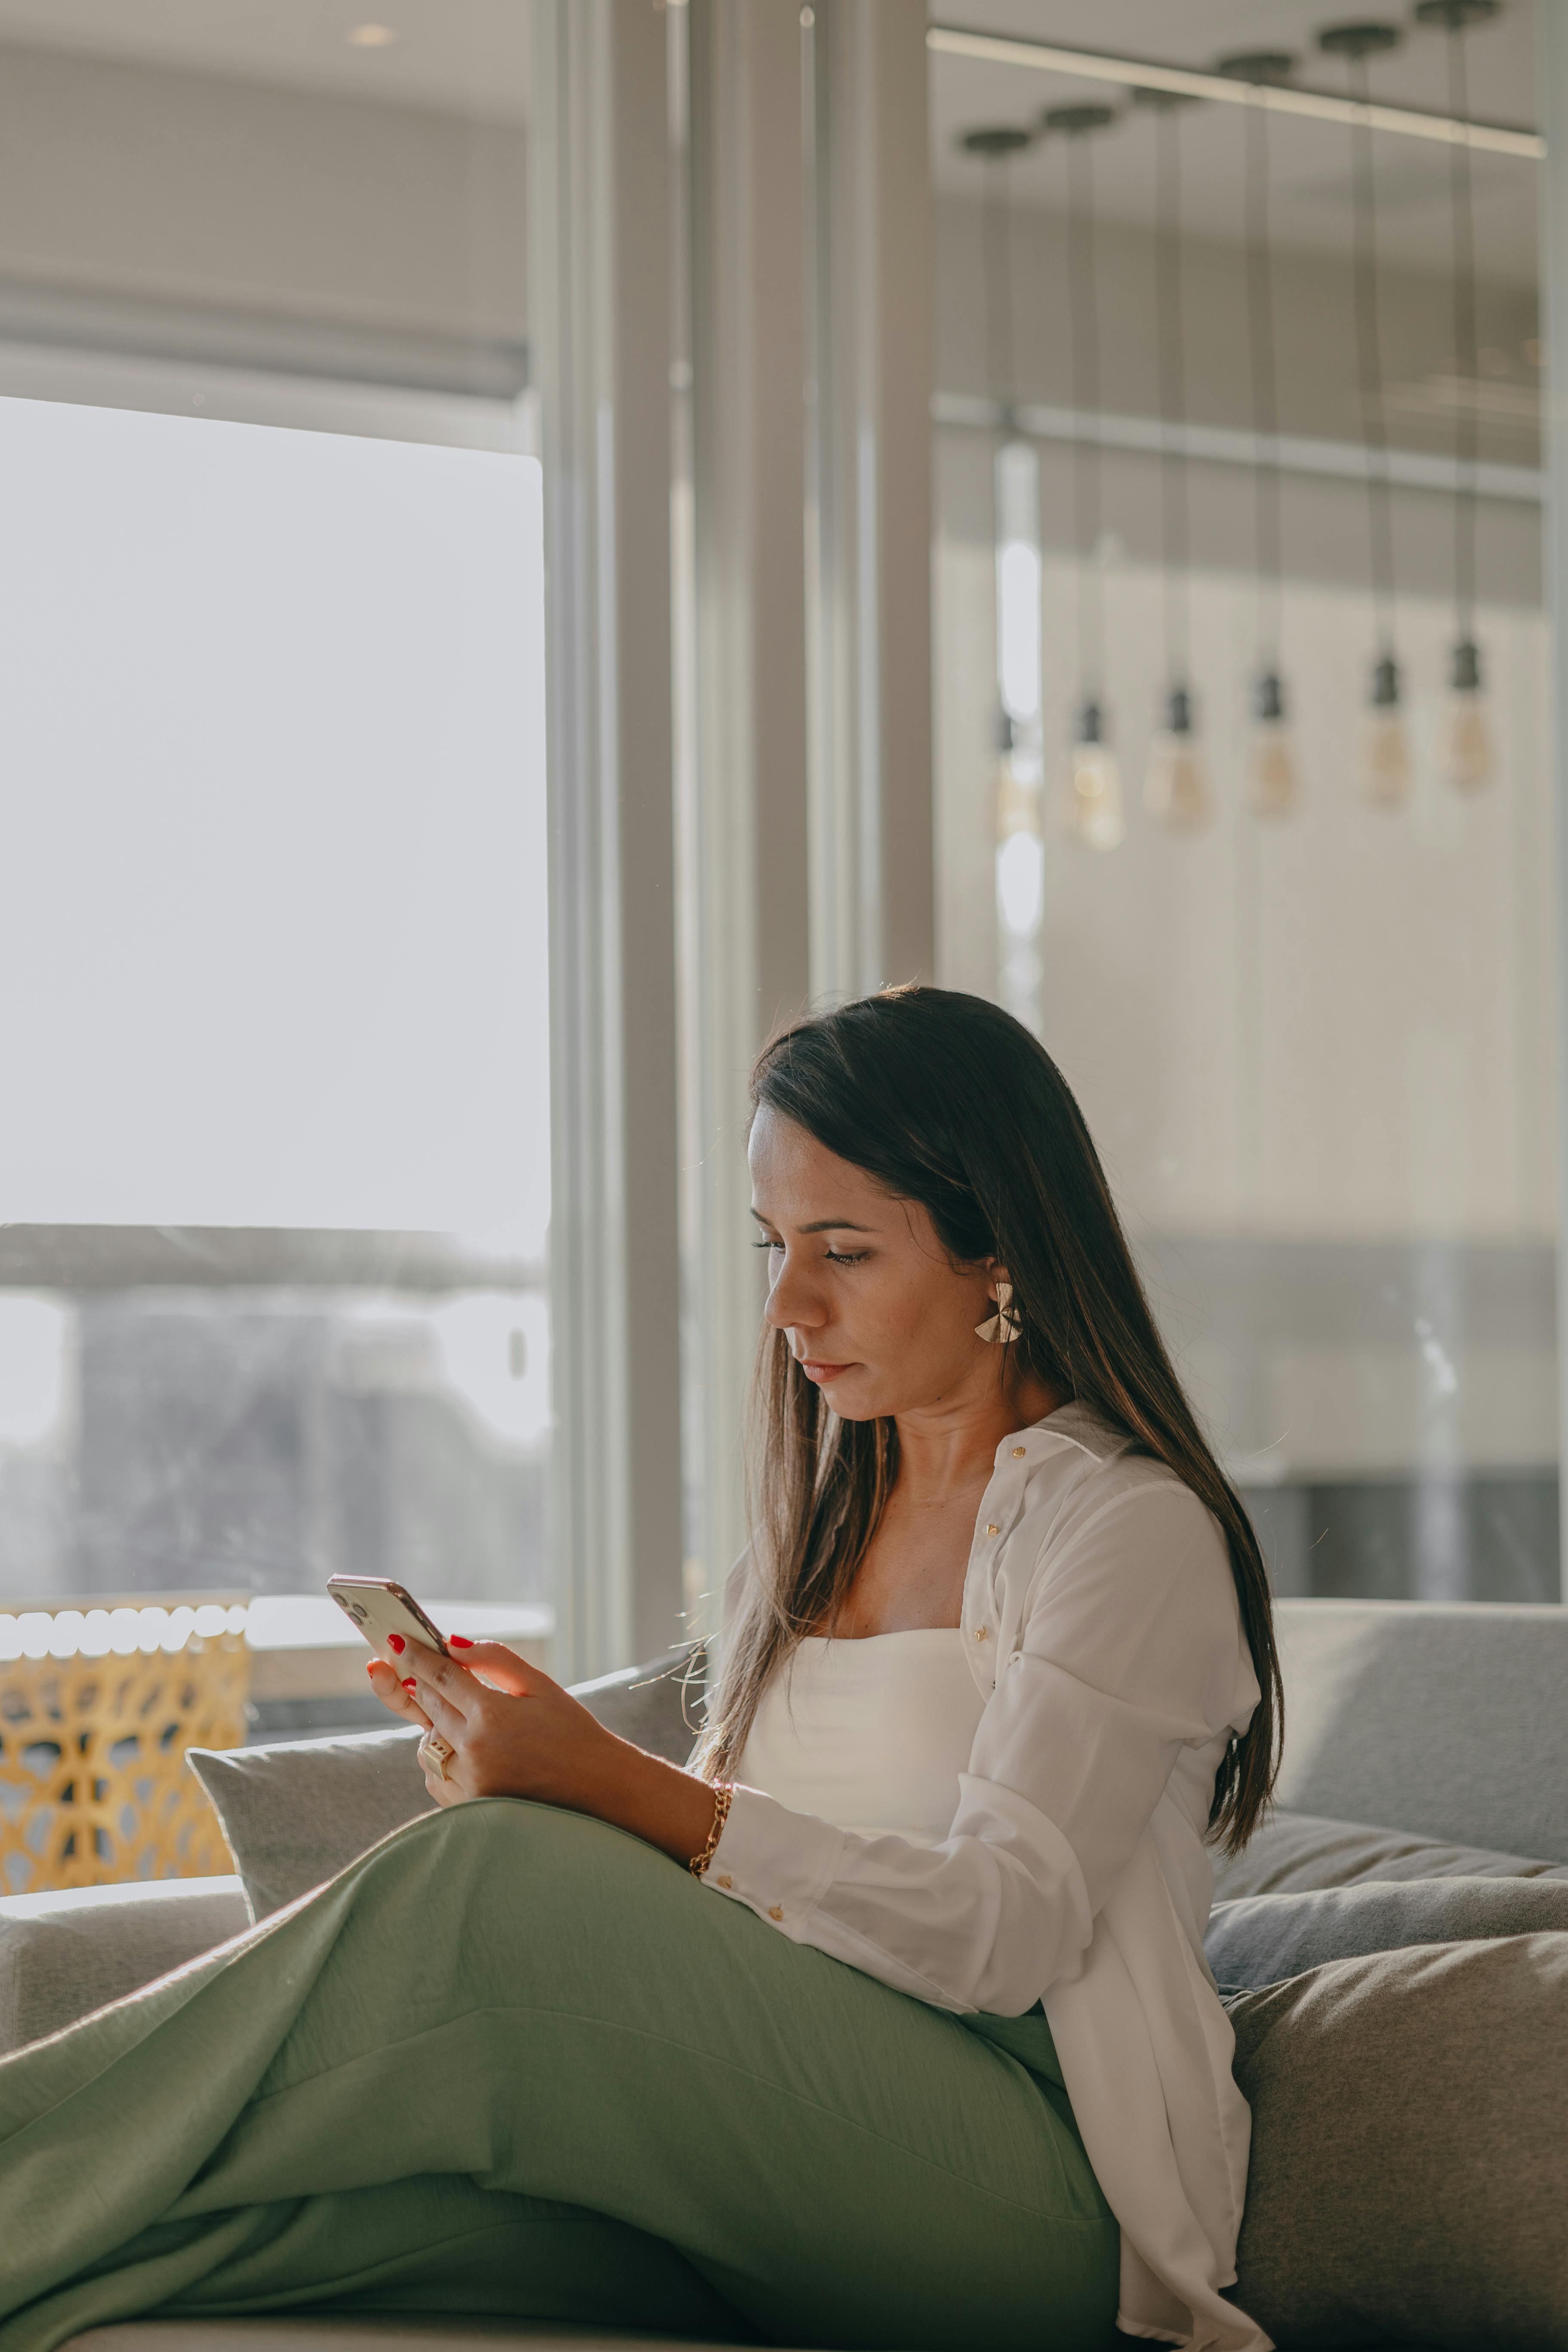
left=716, top=1874, right=732, bottom=1890
left=768, top=1904, right=784, bottom=1921
left=974, top=1626, right=990, bottom=1643
left=985, top=1522, right=1000, bottom=1536
left=1011, top=1446, right=1026, bottom=1458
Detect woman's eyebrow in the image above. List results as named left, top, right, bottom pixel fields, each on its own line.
left=748, top=1210, right=876, bottom=1235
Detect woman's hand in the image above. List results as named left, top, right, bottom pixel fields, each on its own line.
left=366, top=1638, right=721, bottom=1867
left=367, top=1638, right=613, bottom=1808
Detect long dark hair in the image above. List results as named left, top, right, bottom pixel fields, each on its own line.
left=696, top=984, right=1281, bottom=1854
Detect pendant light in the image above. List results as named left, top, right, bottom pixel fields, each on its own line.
left=1135, top=87, right=1210, bottom=832
left=1320, top=21, right=1410, bottom=808
left=1045, top=102, right=1124, bottom=850
left=1217, top=49, right=1301, bottom=819
left=1416, top=0, right=1501, bottom=793
left=963, top=125, right=1045, bottom=1028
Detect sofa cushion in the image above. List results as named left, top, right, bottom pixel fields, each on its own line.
left=0, top=1877, right=251, bottom=2055
left=1273, top=1599, right=1568, bottom=1863
left=1213, top=1806, right=1568, bottom=1903
left=1207, top=1874, right=1568, bottom=1991
left=1230, top=1933, right=1568, bottom=2349
left=190, top=1646, right=703, bottom=1921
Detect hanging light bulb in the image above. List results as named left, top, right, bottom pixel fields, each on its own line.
left=1045, top=101, right=1122, bottom=848
left=1144, top=686, right=1210, bottom=830
left=1321, top=21, right=1406, bottom=812
left=1362, top=653, right=1412, bottom=808
left=1133, top=87, right=1209, bottom=837
left=1414, top=0, right=1501, bottom=794
left=1067, top=699, right=1124, bottom=850
left=1438, top=637, right=1492, bottom=792
left=1247, top=670, right=1300, bottom=819
left=992, top=439, right=1046, bottom=1025
left=1217, top=49, right=1301, bottom=819
left=963, top=122, right=1045, bottom=1028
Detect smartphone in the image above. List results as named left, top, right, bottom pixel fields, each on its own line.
left=326, top=1576, right=452, bottom=1670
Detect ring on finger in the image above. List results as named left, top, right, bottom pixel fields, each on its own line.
left=418, top=1730, right=454, bottom=1782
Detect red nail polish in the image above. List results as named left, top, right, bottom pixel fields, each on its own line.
left=365, top=1660, right=378, bottom=1678
left=403, top=1678, right=417, bottom=1692
left=387, top=1633, right=405, bottom=1654
left=450, top=1635, right=474, bottom=1649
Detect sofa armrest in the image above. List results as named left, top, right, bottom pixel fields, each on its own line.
left=0, top=1875, right=250, bottom=2055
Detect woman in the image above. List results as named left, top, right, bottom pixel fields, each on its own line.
left=0, top=987, right=1279, bottom=2352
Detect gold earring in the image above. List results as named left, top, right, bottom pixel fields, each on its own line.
left=975, top=1279, right=1021, bottom=1344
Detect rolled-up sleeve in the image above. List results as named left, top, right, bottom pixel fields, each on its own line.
left=702, top=1479, right=1250, bottom=2015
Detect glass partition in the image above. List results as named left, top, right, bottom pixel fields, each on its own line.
left=930, top=3, right=1554, bottom=1600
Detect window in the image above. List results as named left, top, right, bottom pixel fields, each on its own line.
left=0, top=9, right=550, bottom=1717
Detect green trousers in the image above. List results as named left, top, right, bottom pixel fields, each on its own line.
left=0, top=1799, right=1119, bottom=2352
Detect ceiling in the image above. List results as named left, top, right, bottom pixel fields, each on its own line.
left=929, top=0, right=1541, bottom=283
left=0, top=0, right=530, bottom=123
left=0, top=1, right=1536, bottom=284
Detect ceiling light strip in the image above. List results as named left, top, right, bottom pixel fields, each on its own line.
left=926, top=26, right=1544, bottom=162
left=931, top=389, right=1545, bottom=503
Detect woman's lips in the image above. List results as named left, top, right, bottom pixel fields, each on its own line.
left=799, top=1358, right=855, bottom=1381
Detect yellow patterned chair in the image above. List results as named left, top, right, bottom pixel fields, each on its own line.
left=0, top=1596, right=250, bottom=1895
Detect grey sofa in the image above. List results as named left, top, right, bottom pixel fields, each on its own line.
left=4, top=1600, right=1567, bottom=2352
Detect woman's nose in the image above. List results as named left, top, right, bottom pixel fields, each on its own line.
left=763, top=1250, right=824, bottom=1333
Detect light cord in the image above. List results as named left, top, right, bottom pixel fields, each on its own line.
left=1066, top=132, right=1106, bottom=699
left=1346, top=52, right=1397, bottom=662
left=1243, top=91, right=1284, bottom=669
left=980, top=154, right=1018, bottom=420
left=1446, top=24, right=1479, bottom=640
left=1153, top=104, right=1191, bottom=695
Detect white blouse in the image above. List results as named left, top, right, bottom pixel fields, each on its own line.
left=705, top=1402, right=1268, bottom=2352
left=737, top=1629, right=985, bottom=1844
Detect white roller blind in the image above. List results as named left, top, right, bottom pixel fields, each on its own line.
left=0, top=396, right=548, bottom=1250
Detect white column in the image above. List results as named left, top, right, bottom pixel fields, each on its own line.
left=1542, top=2, right=1568, bottom=1600
left=530, top=0, right=685, bottom=1676
left=805, top=0, right=936, bottom=1001
left=677, top=0, right=812, bottom=1617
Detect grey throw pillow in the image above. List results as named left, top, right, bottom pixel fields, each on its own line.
left=189, top=1724, right=433, bottom=1922
left=1214, top=1806, right=1568, bottom=1903
left=190, top=1644, right=704, bottom=1920
left=1230, top=1934, right=1568, bottom=2350
left=1208, top=1874, right=1568, bottom=1991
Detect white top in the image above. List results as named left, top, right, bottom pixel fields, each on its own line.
left=737, top=1629, right=985, bottom=1844
left=706, top=1402, right=1268, bottom=2352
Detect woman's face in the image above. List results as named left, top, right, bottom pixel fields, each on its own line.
left=747, top=1106, right=1004, bottom=1424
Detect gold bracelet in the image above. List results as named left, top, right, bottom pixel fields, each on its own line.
left=689, top=1782, right=734, bottom=1878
